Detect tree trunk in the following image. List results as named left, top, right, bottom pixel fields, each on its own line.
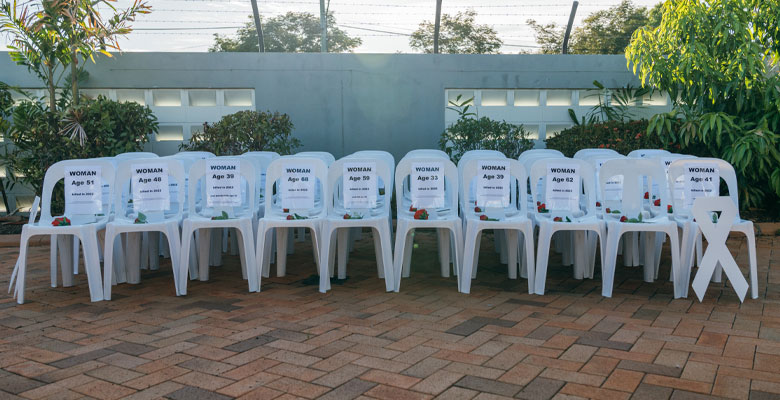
left=250, top=0, right=264, bottom=52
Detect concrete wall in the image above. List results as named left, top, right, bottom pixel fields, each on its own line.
left=1, top=52, right=641, bottom=160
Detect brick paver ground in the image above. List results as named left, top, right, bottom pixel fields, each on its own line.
left=1, top=230, right=779, bottom=399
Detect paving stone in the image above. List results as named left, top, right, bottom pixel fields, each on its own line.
left=454, top=375, right=522, bottom=397
left=0, top=373, right=45, bottom=394
left=49, top=349, right=115, bottom=369
left=166, top=385, right=233, bottom=400
left=516, top=377, right=565, bottom=400
left=631, top=384, right=673, bottom=400
left=618, top=360, right=683, bottom=378
left=446, top=317, right=515, bottom=337
left=108, top=342, right=158, bottom=356
left=318, top=378, right=376, bottom=400
left=222, top=335, right=277, bottom=352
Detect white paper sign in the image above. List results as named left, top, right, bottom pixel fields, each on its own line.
left=476, top=160, right=510, bottom=208
left=411, top=162, right=445, bottom=209
left=65, top=166, right=102, bottom=215
left=545, top=163, right=580, bottom=211
left=661, top=157, right=685, bottom=200
left=132, top=163, right=170, bottom=212
left=206, top=159, right=241, bottom=207
left=343, top=162, right=377, bottom=209
left=595, top=158, right=623, bottom=201
left=281, top=163, right=315, bottom=209
left=683, top=163, right=719, bottom=209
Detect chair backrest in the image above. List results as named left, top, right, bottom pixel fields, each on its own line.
left=653, top=153, right=697, bottom=203
left=529, top=158, right=596, bottom=218
left=573, top=148, right=620, bottom=160
left=457, top=151, right=507, bottom=210
left=113, top=158, right=186, bottom=222
left=40, top=159, right=115, bottom=224
left=395, top=156, right=458, bottom=218
left=518, top=149, right=564, bottom=163
left=294, top=151, right=335, bottom=167
left=583, top=154, right=626, bottom=205
left=667, top=157, right=739, bottom=220
left=264, top=156, right=329, bottom=219
left=326, top=157, right=392, bottom=216
left=347, top=150, right=395, bottom=199
left=402, top=149, right=449, bottom=160
left=187, top=157, right=256, bottom=218
left=241, top=152, right=280, bottom=203
left=115, top=152, right=159, bottom=160
left=175, top=151, right=215, bottom=159
left=461, top=158, right=527, bottom=217
left=627, top=149, right=671, bottom=159
left=600, top=158, right=670, bottom=218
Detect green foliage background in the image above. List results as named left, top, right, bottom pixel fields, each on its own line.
left=181, top=110, right=300, bottom=156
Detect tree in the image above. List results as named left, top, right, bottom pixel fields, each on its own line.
left=0, top=0, right=150, bottom=112
left=626, top=0, right=780, bottom=209
left=409, top=10, right=502, bottom=54
left=210, top=12, right=361, bottom=53
left=528, top=0, right=660, bottom=54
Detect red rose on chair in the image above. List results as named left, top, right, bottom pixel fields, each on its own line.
left=480, top=214, right=488, bottom=221
left=52, top=217, right=71, bottom=227
left=620, top=216, right=628, bottom=222
left=654, top=199, right=661, bottom=207
left=596, top=201, right=601, bottom=207
left=413, top=209, right=429, bottom=220
left=409, top=205, right=417, bottom=212
left=474, top=206, right=482, bottom=212
left=667, top=205, right=674, bottom=214
left=644, top=191, right=649, bottom=199
left=286, top=215, right=294, bottom=220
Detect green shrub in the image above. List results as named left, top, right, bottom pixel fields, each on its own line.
left=2, top=96, right=157, bottom=212
left=545, top=119, right=666, bottom=157
left=440, top=96, right=534, bottom=163
left=180, top=110, right=299, bottom=156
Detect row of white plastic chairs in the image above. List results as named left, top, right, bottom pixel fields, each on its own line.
left=9, top=147, right=758, bottom=304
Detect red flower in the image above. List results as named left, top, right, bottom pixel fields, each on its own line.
left=343, top=213, right=351, bottom=219
left=52, top=217, right=71, bottom=227
left=536, top=201, right=540, bottom=206
left=667, top=205, right=674, bottom=214
left=596, top=201, right=601, bottom=207
left=654, top=199, right=661, bottom=206
left=474, top=206, right=482, bottom=212
left=283, top=208, right=289, bottom=213
left=409, top=205, right=417, bottom=212
left=286, top=215, right=294, bottom=220
left=553, top=216, right=562, bottom=222
left=480, top=215, right=488, bottom=221
left=620, top=216, right=628, bottom=222
left=644, top=191, right=649, bottom=199
left=598, top=144, right=605, bottom=148
left=605, top=207, right=611, bottom=213
left=413, top=209, right=429, bottom=220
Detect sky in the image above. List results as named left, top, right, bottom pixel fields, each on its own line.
left=1, top=0, right=662, bottom=53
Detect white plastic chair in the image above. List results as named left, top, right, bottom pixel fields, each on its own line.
left=179, top=157, right=259, bottom=294
left=295, top=151, right=335, bottom=166
left=518, top=149, right=564, bottom=163
left=14, top=159, right=115, bottom=303
left=599, top=158, right=682, bottom=298
left=319, top=156, right=394, bottom=292
left=115, top=152, right=159, bottom=160
left=402, top=149, right=449, bottom=160
left=102, top=158, right=185, bottom=300
left=573, top=148, right=620, bottom=160
left=459, top=158, right=535, bottom=294
left=8, top=196, right=39, bottom=298
left=393, top=156, right=463, bottom=292
left=531, top=158, right=606, bottom=295
left=256, top=156, right=329, bottom=280
left=668, top=158, right=757, bottom=299
left=627, top=149, right=671, bottom=159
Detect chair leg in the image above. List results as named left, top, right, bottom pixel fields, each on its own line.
left=50, top=234, right=58, bottom=288
left=438, top=229, right=451, bottom=278
left=15, top=229, right=32, bottom=304
left=103, top=226, right=116, bottom=300
left=58, top=235, right=75, bottom=287
left=534, top=223, right=553, bottom=295
left=573, top=231, right=587, bottom=280
left=337, top=228, right=349, bottom=279
left=506, top=230, right=518, bottom=280
left=112, top=234, right=127, bottom=285
left=276, top=227, right=289, bottom=277
left=262, top=228, right=273, bottom=278
left=166, top=224, right=182, bottom=296
left=401, top=229, right=414, bottom=278
left=319, top=224, right=333, bottom=293
left=198, top=228, right=212, bottom=281
left=79, top=230, right=104, bottom=302
left=522, top=227, right=536, bottom=294
left=460, top=222, right=479, bottom=294
left=451, top=223, right=465, bottom=292
left=125, top=232, right=142, bottom=284
left=72, top=236, right=80, bottom=275
left=237, top=229, right=249, bottom=281
left=601, top=226, right=622, bottom=298
left=393, top=221, right=410, bottom=292
left=372, top=229, right=385, bottom=279
left=148, top=232, right=160, bottom=271
left=745, top=229, right=759, bottom=299
left=239, top=221, right=259, bottom=292
left=179, top=221, right=193, bottom=295
left=470, top=230, right=482, bottom=279
left=642, top=231, right=656, bottom=283
left=378, top=222, right=394, bottom=292
left=667, top=226, right=682, bottom=299
left=209, top=229, right=222, bottom=267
